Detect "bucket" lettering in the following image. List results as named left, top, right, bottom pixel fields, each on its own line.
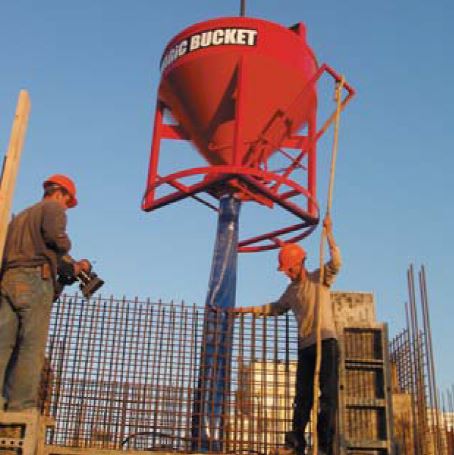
left=161, top=27, right=258, bottom=71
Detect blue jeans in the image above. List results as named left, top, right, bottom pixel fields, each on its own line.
left=0, top=267, right=53, bottom=411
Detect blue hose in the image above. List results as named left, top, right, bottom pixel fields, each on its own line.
left=192, top=194, right=241, bottom=451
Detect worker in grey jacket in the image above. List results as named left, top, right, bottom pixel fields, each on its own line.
left=0, top=174, right=89, bottom=412
left=234, top=216, right=341, bottom=455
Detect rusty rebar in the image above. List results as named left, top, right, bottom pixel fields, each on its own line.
left=419, top=265, right=443, bottom=453
left=43, top=294, right=300, bottom=452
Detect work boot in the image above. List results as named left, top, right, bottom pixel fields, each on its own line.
left=284, top=430, right=306, bottom=455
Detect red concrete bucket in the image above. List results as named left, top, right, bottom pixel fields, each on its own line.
left=158, top=16, right=319, bottom=167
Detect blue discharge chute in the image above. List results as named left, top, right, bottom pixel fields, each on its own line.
left=191, top=194, right=241, bottom=451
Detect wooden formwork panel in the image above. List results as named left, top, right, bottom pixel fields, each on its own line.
left=0, top=410, right=55, bottom=455
left=344, top=368, right=385, bottom=400
left=343, top=328, right=384, bottom=361
left=344, top=408, right=387, bottom=441
left=338, top=324, right=395, bottom=455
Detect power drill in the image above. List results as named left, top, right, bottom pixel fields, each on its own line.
left=57, top=255, right=104, bottom=299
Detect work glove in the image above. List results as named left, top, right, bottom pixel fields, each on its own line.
left=74, top=259, right=91, bottom=275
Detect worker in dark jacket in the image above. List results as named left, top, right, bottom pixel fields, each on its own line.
left=233, top=216, right=341, bottom=455
left=0, top=174, right=89, bottom=412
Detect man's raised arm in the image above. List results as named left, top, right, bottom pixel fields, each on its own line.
left=323, top=214, right=342, bottom=285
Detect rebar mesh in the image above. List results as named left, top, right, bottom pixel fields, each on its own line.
left=388, top=264, right=453, bottom=455
left=40, top=294, right=298, bottom=453
left=390, top=329, right=454, bottom=455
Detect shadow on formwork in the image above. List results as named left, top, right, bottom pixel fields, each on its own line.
left=4, top=290, right=449, bottom=455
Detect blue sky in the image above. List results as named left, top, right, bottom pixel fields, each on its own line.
left=1, top=0, right=453, bottom=390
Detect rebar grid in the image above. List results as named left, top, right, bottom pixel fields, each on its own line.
left=388, top=265, right=452, bottom=455
left=40, top=294, right=299, bottom=453
left=441, top=388, right=454, bottom=454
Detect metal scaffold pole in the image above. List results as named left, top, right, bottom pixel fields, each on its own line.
left=191, top=194, right=241, bottom=452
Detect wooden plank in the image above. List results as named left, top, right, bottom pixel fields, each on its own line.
left=346, top=439, right=389, bottom=449
left=0, top=90, right=31, bottom=265
left=345, top=398, right=386, bottom=408
left=43, top=447, right=206, bottom=455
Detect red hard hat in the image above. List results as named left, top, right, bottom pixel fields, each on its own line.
left=278, top=243, right=306, bottom=272
left=43, top=174, right=78, bottom=208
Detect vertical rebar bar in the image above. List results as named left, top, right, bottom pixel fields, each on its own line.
left=419, top=265, right=444, bottom=454
left=408, top=265, right=429, bottom=454
left=405, top=299, right=420, bottom=455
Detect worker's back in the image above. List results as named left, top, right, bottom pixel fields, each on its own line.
left=2, top=199, right=71, bottom=277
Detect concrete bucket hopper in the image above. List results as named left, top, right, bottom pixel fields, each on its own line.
left=142, top=16, right=354, bottom=251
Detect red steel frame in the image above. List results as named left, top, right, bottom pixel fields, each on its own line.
left=142, top=64, right=354, bottom=252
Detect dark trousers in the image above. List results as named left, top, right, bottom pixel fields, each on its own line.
left=292, top=338, right=339, bottom=455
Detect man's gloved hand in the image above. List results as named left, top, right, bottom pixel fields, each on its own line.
left=74, top=259, right=91, bottom=276
left=228, top=306, right=263, bottom=316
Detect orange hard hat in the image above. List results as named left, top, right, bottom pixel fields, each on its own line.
left=278, top=243, right=306, bottom=272
left=43, top=174, right=78, bottom=208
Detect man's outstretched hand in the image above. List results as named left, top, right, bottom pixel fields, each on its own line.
left=206, top=305, right=262, bottom=316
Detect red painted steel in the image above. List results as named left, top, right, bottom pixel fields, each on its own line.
left=142, top=17, right=355, bottom=252
left=158, top=17, right=317, bottom=167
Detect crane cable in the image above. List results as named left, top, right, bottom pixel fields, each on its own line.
left=311, top=75, right=345, bottom=455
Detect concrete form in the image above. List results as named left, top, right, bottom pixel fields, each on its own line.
left=0, top=409, right=53, bottom=455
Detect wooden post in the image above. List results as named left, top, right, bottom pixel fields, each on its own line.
left=0, top=90, right=31, bottom=265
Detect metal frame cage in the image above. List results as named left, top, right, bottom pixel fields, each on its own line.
left=40, top=294, right=299, bottom=453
